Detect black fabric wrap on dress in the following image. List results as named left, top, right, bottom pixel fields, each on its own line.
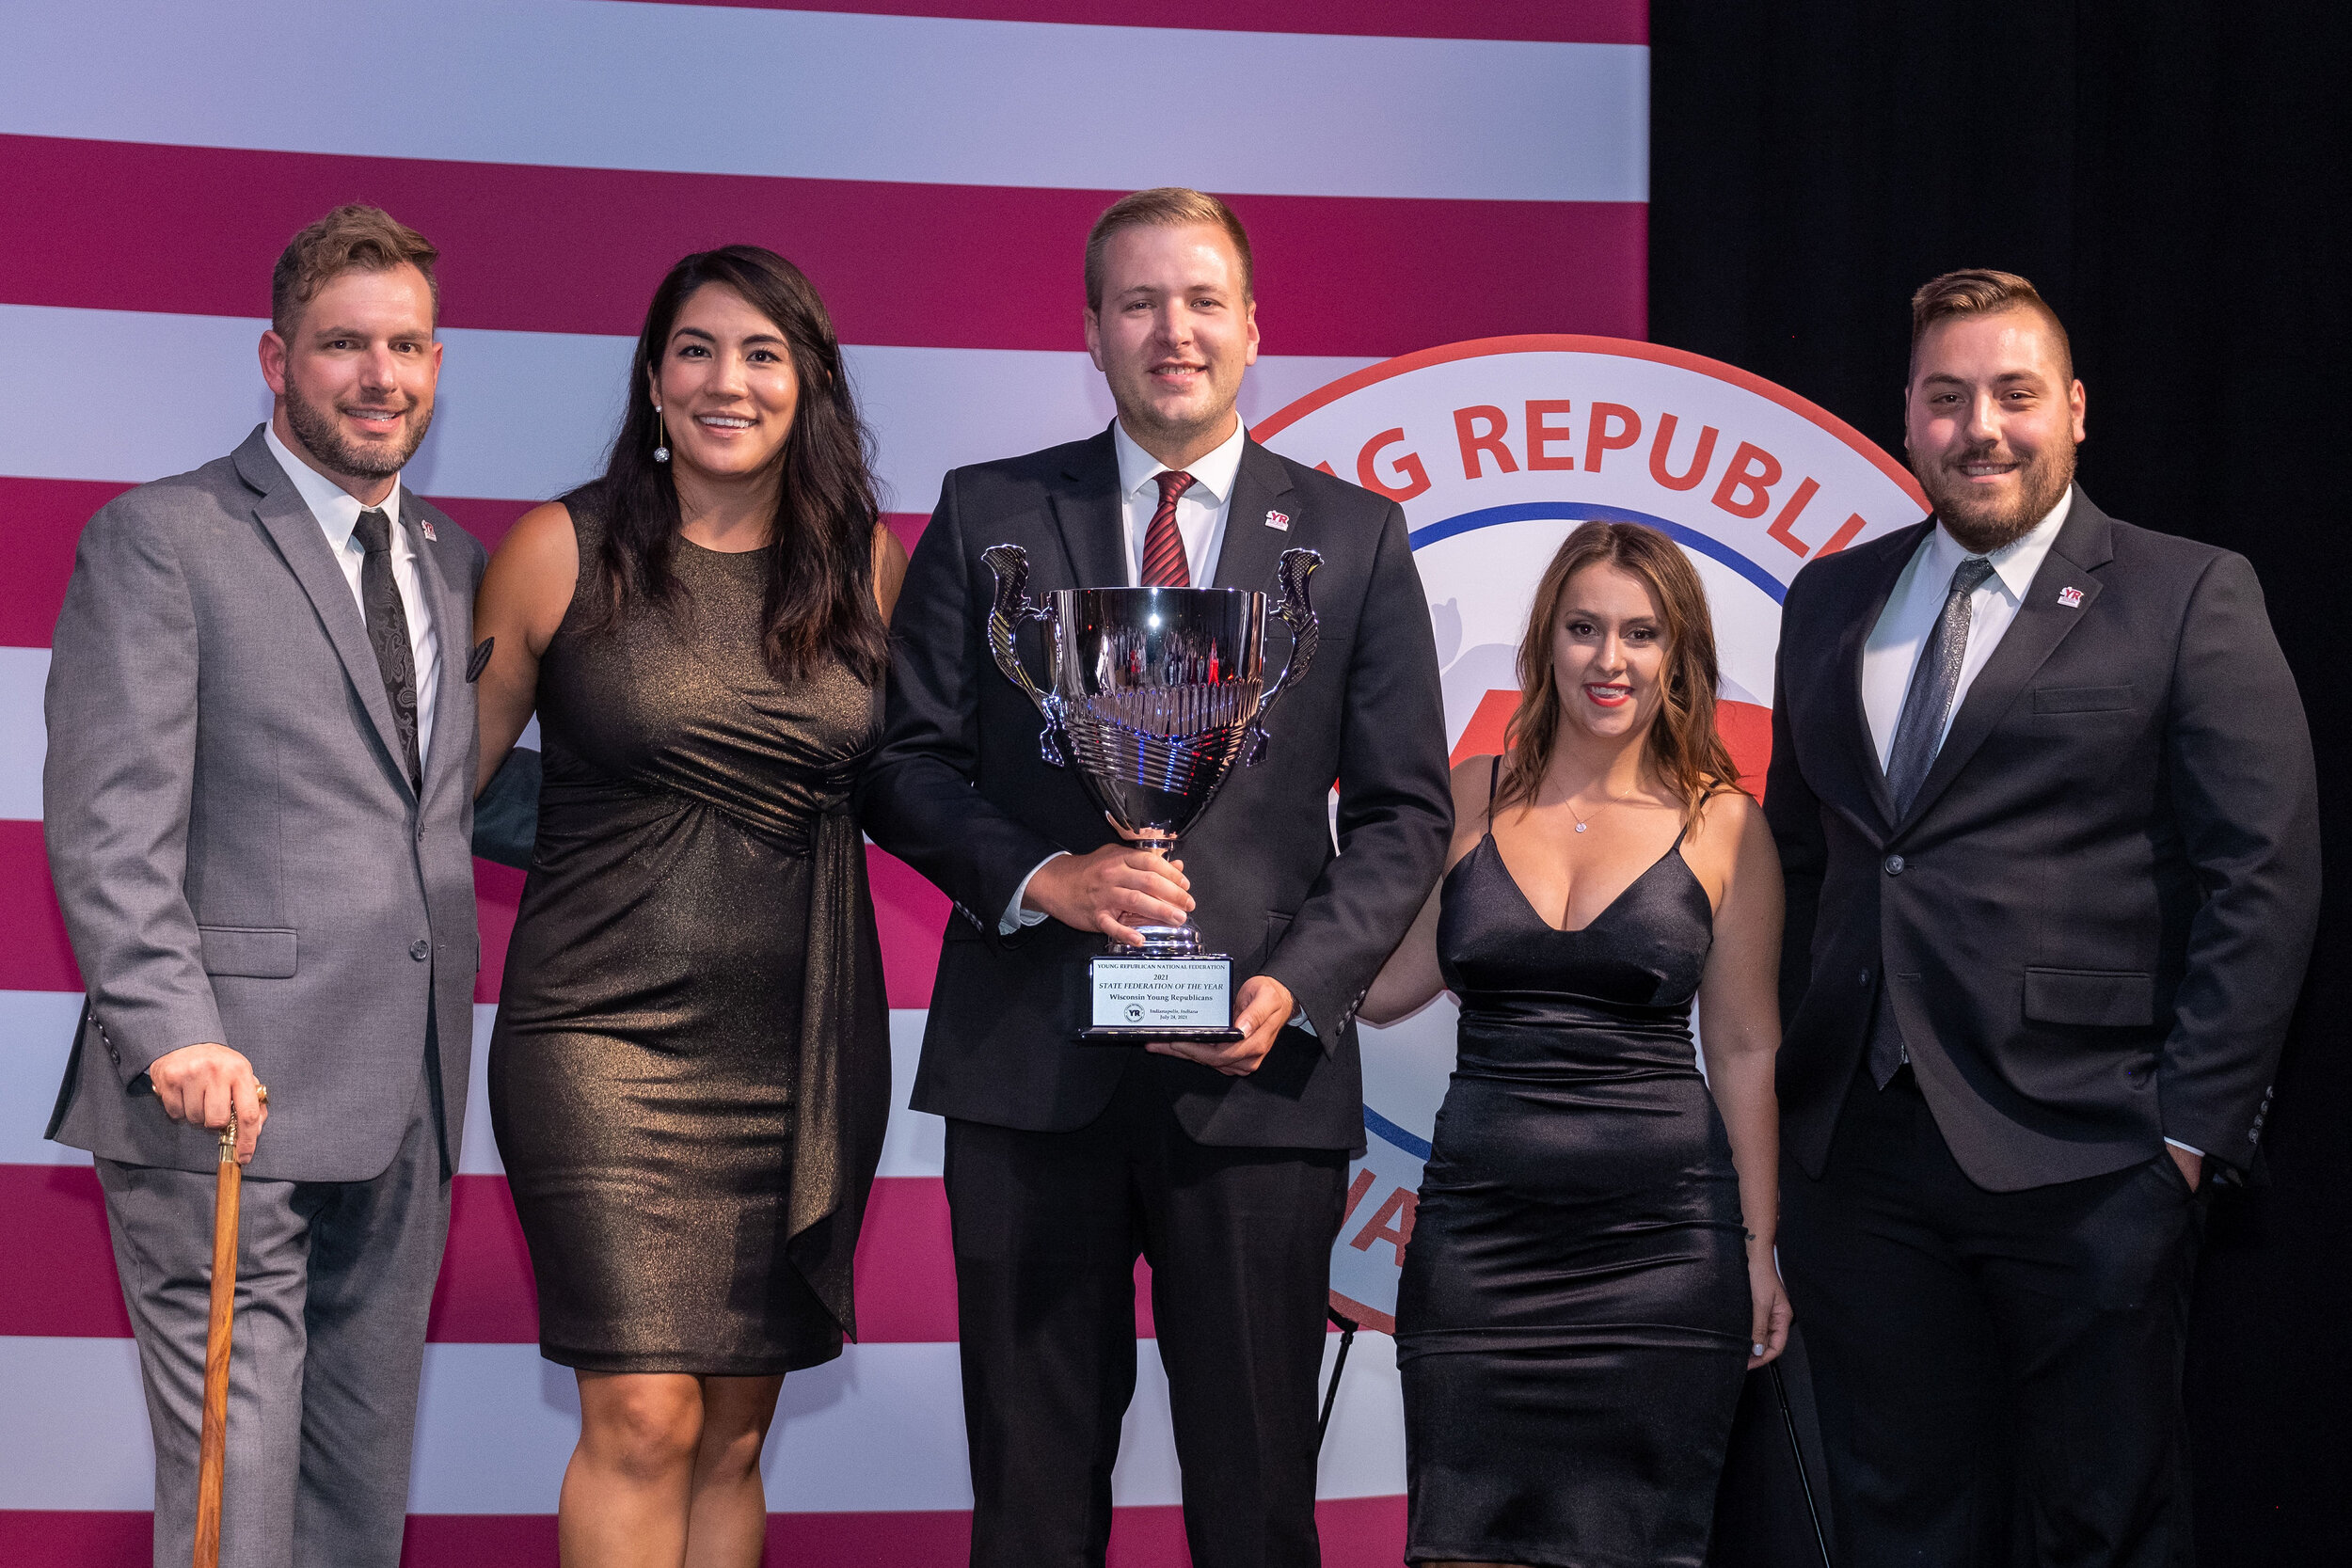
left=1394, top=821, right=1751, bottom=1568
left=488, top=486, right=889, bottom=1374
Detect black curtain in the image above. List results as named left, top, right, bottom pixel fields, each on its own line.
left=1652, top=6, right=2351, bottom=1564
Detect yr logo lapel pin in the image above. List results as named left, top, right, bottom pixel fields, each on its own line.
left=1264, top=509, right=1291, bottom=531
left=418, top=515, right=437, bottom=542
left=2057, top=585, right=2083, bottom=608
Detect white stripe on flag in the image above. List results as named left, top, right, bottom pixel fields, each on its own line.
left=1, top=0, right=1647, bottom=203
left=0, top=1330, right=1406, bottom=1513
left=0, top=649, right=44, bottom=819
left=0, top=304, right=1373, bottom=516
left=0, top=990, right=84, bottom=1164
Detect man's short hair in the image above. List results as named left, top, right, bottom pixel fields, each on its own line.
left=1908, top=268, right=2072, bottom=384
left=1084, top=187, right=1254, bottom=313
left=270, top=204, right=440, bottom=339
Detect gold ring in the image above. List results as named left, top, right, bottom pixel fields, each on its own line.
left=255, top=1084, right=269, bottom=1104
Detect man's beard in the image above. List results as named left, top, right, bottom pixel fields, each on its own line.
left=283, top=378, right=433, bottom=481
left=1914, top=437, right=2074, bottom=555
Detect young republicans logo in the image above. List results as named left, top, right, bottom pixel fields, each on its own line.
left=1254, top=335, right=1926, bottom=1332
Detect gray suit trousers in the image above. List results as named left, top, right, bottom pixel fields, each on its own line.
left=97, top=1072, right=449, bottom=1568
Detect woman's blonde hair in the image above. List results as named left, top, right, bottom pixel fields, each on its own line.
left=1495, top=520, right=1746, bottom=829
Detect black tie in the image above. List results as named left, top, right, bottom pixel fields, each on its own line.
left=1867, top=552, right=1995, bottom=1087
left=353, top=508, right=422, bottom=790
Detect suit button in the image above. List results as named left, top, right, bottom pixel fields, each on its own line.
left=410, top=939, right=430, bottom=961
left=1858, top=969, right=1872, bottom=987
left=1883, top=854, right=1906, bottom=875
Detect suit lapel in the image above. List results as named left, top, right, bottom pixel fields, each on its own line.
left=1896, top=488, right=2114, bottom=832
left=233, top=429, right=416, bottom=798
left=1840, top=519, right=1931, bottom=832
left=1211, top=439, right=1297, bottom=595
left=1046, top=427, right=1126, bottom=588
left=404, top=494, right=468, bottom=810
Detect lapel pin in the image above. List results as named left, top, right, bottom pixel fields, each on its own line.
left=1264, top=510, right=1291, bottom=531
left=419, top=516, right=437, bottom=542
left=2057, top=585, right=2083, bottom=608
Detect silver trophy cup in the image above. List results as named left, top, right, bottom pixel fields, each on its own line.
left=983, top=542, right=1321, bottom=1041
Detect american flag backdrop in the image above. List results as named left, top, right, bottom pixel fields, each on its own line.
left=0, top=2, right=1649, bottom=1560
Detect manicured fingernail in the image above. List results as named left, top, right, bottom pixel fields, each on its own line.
left=1753, top=1343, right=1766, bottom=1356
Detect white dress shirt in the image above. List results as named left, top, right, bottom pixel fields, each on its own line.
left=1861, top=489, right=2071, bottom=771
left=1114, top=418, right=1247, bottom=588
left=1858, top=489, right=2197, bottom=1157
left=1000, top=419, right=1249, bottom=935
left=264, top=423, right=440, bottom=774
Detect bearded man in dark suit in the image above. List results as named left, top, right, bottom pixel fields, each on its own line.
left=860, top=187, right=1453, bottom=1568
left=1765, top=269, right=2319, bottom=1566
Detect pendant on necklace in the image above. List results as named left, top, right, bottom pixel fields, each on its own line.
left=1575, top=822, right=1588, bottom=833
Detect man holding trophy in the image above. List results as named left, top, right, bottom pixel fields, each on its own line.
left=861, top=187, right=1453, bottom=1566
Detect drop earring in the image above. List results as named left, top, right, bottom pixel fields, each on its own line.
left=653, top=405, right=671, bottom=464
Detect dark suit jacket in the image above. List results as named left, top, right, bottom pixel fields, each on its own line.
left=46, top=427, right=485, bottom=1180
left=858, top=428, right=1453, bottom=1149
left=1765, top=486, right=2319, bottom=1190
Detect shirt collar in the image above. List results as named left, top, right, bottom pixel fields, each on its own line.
left=1113, top=417, right=1248, bottom=506
left=262, top=422, right=402, bottom=552
left=1927, top=485, right=2073, bottom=600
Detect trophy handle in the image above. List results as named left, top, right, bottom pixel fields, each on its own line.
left=982, top=544, right=1069, bottom=768
left=1243, top=548, right=1322, bottom=767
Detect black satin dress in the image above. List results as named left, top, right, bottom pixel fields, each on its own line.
left=488, top=487, right=890, bottom=1375
left=1394, top=804, right=1751, bottom=1567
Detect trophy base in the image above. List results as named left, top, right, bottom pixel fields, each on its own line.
left=1082, top=953, right=1238, bottom=1044
left=1076, top=1027, right=1247, bottom=1045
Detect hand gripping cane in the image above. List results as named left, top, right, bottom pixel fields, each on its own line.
left=192, top=1086, right=255, bottom=1568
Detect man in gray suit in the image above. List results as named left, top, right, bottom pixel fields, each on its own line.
left=43, top=205, right=485, bottom=1568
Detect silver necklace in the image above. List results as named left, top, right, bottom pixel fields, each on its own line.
left=1564, top=784, right=1636, bottom=834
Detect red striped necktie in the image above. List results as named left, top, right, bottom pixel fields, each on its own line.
left=1139, top=469, right=1195, bottom=587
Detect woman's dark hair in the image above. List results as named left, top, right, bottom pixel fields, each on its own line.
left=589, top=245, right=887, bottom=684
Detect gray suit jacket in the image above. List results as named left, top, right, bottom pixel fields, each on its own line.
left=44, top=426, right=486, bottom=1182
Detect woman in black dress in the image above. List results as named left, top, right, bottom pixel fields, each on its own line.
left=472, top=246, right=906, bottom=1567
left=1364, top=520, right=1791, bottom=1568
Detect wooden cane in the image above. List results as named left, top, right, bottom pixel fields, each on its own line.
left=192, top=1108, right=239, bottom=1568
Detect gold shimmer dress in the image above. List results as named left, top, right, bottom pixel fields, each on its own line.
left=488, top=485, right=889, bottom=1373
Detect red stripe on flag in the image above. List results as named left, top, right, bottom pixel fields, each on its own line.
left=0, top=1164, right=134, bottom=1337
left=0, top=475, right=110, bottom=648
left=0, top=137, right=1645, bottom=357
left=2, top=1166, right=1161, bottom=1345
left=473, top=859, right=524, bottom=1005
left=0, top=820, right=79, bottom=993
left=0, top=1497, right=1409, bottom=1565
left=870, top=847, right=949, bottom=1010
left=426, top=496, right=538, bottom=554
left=421, top=1171, right=538, bottom=1342
left=635, top=0, right=1645, bottom=46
